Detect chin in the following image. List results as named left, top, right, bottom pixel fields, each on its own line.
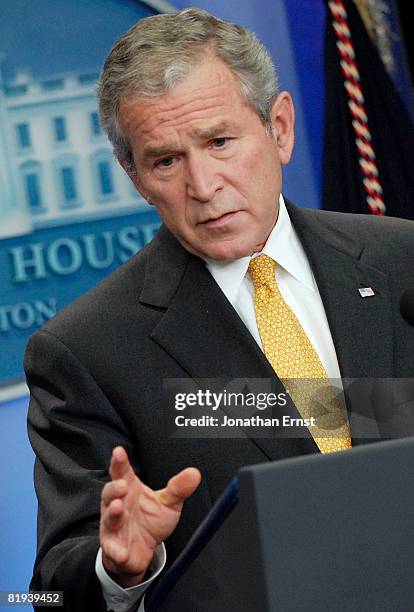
left=202, top=240, right=255, bottom=262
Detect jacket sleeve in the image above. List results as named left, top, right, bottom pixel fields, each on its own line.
left=25, top=328, right=141, bottom=612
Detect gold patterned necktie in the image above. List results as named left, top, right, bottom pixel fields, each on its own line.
left=248, top=253, right=352, bottom=453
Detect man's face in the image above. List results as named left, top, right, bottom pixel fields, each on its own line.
left=119, top=56, right=295, bottom=261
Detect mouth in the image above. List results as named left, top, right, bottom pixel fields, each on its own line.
left=199, top=211, right=240, bottom=228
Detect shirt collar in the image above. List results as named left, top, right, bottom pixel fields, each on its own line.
left=205, top=195, right=316, bottom=305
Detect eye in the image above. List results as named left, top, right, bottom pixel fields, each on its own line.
left=154, top=156, right=175, bottom=168
left=211, top=137, right=228, bottom=148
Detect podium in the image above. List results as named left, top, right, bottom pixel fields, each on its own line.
left=147, top=437, right=414, bottom=611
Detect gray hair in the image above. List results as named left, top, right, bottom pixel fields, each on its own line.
left=97, top=8, right=279, bottom=168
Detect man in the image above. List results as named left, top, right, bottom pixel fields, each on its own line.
left=26, top=8, right=414, bottom=612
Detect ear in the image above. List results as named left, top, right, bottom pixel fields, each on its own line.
left=269, top=91, right=295, bottom=165
left=117, top=155, right=153, bottom=204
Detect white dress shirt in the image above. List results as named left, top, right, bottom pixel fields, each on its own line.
left=96, top=544, right=166, bottom=612
left=205, top=195, right=342, bottom=381
left=95, top=195, right=342, bottom=611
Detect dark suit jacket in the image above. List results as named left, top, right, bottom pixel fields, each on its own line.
left=25, top=202, right=414, bottom=611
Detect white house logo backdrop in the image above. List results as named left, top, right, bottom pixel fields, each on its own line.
left=0, top=0, right=175, bottom=388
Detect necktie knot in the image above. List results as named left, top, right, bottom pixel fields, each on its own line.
left=248, top=254, right=276, bottom=289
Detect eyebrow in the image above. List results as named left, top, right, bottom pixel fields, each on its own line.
left=191, top=120, right=236, bottom=141
left=142, top=120, right=236, bottom=161
left=143, top=145, right=181, bottom=160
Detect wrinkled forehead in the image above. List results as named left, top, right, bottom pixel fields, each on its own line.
left=118, top=59, right=251, bottom=146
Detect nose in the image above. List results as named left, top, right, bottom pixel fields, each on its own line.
left=186, top=152, right=223, bottom=202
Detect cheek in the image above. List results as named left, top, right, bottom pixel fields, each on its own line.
left=146, top=180, right=184, bottom=212
left=255, top=156, right=281, bottom=196
left=233, top=143, right=278, bottom=187
left=151, top=190, right=190, bottom=230
left=230, top=159, right=278, bottom=206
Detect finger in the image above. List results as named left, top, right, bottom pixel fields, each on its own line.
left=101, top=479, right=128, bottom=507
left=158, top=467, right=201, bottom=510
left=102, top=498, right=125, bottom=531
left=109, top=446, right=135, bottom=482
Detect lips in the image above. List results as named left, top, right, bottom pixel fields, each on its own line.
left=199, top=211, right=239, bottom=227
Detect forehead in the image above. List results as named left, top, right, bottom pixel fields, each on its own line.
left=119, top=58, right=257, bottom=150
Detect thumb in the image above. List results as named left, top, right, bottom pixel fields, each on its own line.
left=157, top=467, right=201, bottom=511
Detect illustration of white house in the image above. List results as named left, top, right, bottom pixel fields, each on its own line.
left=0, top=59, right=149, bottom=238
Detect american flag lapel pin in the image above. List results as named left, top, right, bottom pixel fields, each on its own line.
left=358, top=287, right=375, bottom=298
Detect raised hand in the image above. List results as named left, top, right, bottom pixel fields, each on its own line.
left=100, top=446, right=201, bottom=587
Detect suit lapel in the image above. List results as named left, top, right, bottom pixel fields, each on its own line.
left=150, top=255, right=271, bottom=380
left=287, top=203, right=393, bottom=380
left=287, top=203, right=394, bottom=441
left=140, top=226, right=318, bottom=460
